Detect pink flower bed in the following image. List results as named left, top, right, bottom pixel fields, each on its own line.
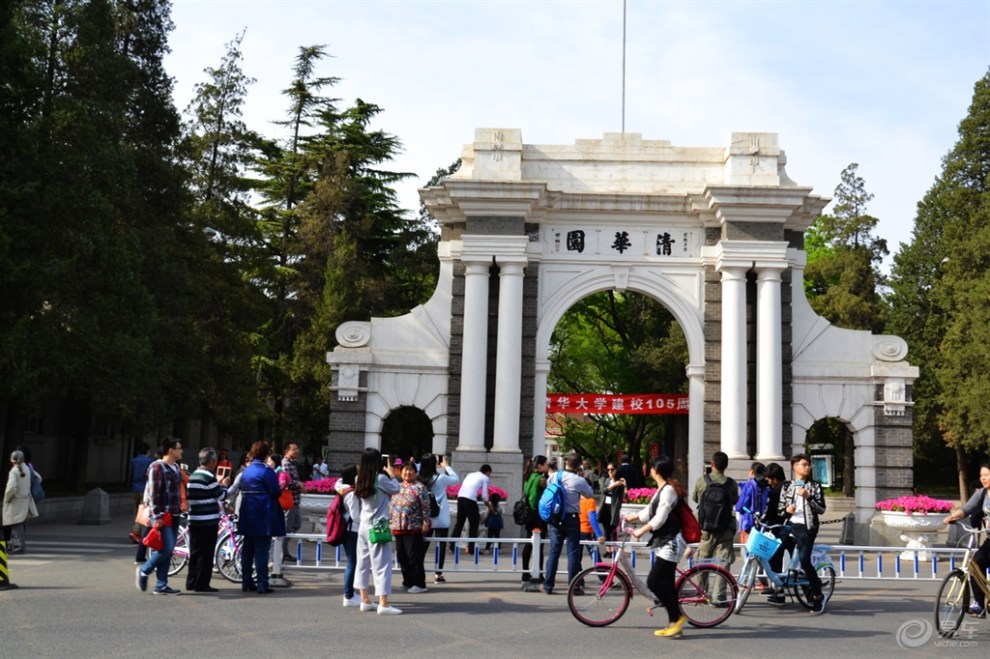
left=875, top=495, right=954, bottom=514
left=624, top=487, right=657, bottom=504
left=446, top=484, right=509, bottom=501
left=302, top=478, right=339, bottom=494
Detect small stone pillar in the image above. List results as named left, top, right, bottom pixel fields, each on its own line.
left=78, top=488, right=111, bottom=525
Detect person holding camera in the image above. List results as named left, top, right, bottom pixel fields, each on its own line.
left=354, top=448, right=401, bottom=614
left=419, top=454, right=459, bottom=583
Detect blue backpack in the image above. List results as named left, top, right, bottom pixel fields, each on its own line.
left=538, top=472, right=567, bottom=525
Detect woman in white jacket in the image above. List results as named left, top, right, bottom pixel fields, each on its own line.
left=419, top=454, right=459, bottom=583
left=3, top=450, right=38, bottom=552
left=624, top=456, right=687, bottom=639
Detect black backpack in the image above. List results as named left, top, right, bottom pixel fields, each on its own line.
left=698, top=474, right=732, bottom=533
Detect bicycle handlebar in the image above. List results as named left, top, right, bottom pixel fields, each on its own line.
left=948, top=520, right=985, bottom=535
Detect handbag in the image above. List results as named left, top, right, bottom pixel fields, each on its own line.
left=278, top=487, right=294, bottom=511
left=368, top=516, right=393, bottom=544
left=512, top=498, right=530, bottom=526
left=135, top=503, right=151, bottom=528
left=142, top=525, right=164, bottom=551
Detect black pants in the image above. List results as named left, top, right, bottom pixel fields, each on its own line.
left=186, top=523, right=219, bottom=591
left=648, top=556, right=680, bottom=623
left=426, top=527, right=449, bottom=574
left=521, top=518, right=547, bottom=581
left=971, top=538, right=990, bottom=608
left=450, top=497, right=481, bottom=553
left=768, top=528, right=794, bottom=575
left=395, top=533, right=426, bottom=589
left=791, top=523, right=822, bottom=600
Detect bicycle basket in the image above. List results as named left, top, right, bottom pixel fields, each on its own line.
left=745, top=529, right=782, bottom=560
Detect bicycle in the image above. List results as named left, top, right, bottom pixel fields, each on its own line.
left=934, top=521, right=988, bottom=637
left=733, top=512, right=836, bottom=613
left=567, top=527, right=738, bottom=628
left=167, top=514, right=190, bottom=576
left=213, top=512, right=246, bottom=583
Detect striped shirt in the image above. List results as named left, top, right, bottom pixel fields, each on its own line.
left=186, top=467, right=225, bottom=526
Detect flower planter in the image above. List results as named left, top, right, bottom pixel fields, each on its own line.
left=880, top=510, right=944, bottom=561
left=300, top=493, right=335, bottom=540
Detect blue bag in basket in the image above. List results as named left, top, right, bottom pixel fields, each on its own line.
left=745, top=529, right=782, bottom=560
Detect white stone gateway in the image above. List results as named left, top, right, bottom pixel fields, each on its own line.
left=327, top=129, right=918, bottom=530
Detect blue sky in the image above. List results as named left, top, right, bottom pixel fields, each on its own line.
left=165, top=0, right=990, bottom=270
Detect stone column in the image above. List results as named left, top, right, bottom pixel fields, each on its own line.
left=719, top=265, right=748, bottom=459
left=458, top=260, right=491, bottom=450
left=756, top=265, right=786, bottom=460
left=687, top=364, right=706, bottom=489
left=533, top=360, right=550, bottom=455
left=492, top=259, right=526, bottom=452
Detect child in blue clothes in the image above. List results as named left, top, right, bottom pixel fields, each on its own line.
left=484, top=492, right=504, bottom=551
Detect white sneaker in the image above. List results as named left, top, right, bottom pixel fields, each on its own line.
left=377, top=605, right=402, bottom=615
left=359, top=602, right=377, bottom=612
left=407, top=586, right=428, bottom=594
left=343, top=595, right=362, bottom=607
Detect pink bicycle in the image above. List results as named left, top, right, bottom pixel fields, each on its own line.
left=567, top=527, right=738, bottom=628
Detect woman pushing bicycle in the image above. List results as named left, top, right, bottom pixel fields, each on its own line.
left=942, top=462, right=990, bottom=618
left=778, top=454, right=827, bottom=614
left=623, top=456, right=688, bottom=639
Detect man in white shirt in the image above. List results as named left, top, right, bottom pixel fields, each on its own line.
left=450, top=465, right=494, bottom=554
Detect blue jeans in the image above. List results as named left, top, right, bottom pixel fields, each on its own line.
left=141, top=519, right=178, bottom=592
left=342, top=530, right=358, bottom=599
left=544, top=514, right=582, bottom=592
left=241, top=535, right=271, bottom=592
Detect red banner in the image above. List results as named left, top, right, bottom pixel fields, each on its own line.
left=546, top=393, right=689, bottom=415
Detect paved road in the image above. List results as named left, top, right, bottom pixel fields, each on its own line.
left=1, top=516, right=987, bottom=659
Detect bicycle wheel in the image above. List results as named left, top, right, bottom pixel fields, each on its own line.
left=677, top=564, right=737, bottom=628
left=794, top=564, right=836, bottom=610
left=733, top=556, right=758, bottom=614
left=934, top=569, right=969, bottom=637
left=168, top=527, right=189, bottom=576
left=567, top=565, right=632, bottom=627
left=214, top=533, right=243, bottom=583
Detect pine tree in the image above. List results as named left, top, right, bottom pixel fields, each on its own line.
left=804, top=163, right=889, bottom=333
left=889, top=70, right=990, bottom=498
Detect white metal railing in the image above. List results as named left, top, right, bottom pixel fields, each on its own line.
left=272, top=533, right=975, bottom=582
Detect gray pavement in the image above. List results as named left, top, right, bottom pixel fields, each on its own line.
left=0, top=514, right=987, bottom=659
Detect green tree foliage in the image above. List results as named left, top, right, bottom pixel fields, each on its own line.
left=804, top=163, right=889, bottom=333
left=0, top=0, right=216, bottom=481
left=889, top=70, right=990, bottom=499
left=179, top=30, right=270, bottom=440
left=548, top=292, right=688, bottom=466
left=0, top=6, right=453, bottom=482
left=251, top=46, right=437, bottom=449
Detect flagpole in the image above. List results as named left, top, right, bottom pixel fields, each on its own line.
left=621, top=0, right=627, bottom=133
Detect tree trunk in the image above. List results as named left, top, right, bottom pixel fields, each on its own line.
left=842, top=428, right=855, bottom=497
left=956, top=443, right=969, bottom=502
